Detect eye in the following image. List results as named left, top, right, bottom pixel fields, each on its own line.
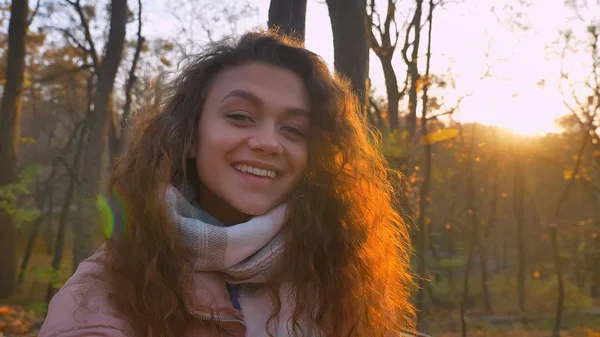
left=226, top=112, right=254, bottom=123
left=281, top=124, right=306, bottom=138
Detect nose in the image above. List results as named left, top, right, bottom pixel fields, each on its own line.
left=247, top=126, right=283, bottom=156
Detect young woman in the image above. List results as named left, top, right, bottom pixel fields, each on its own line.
left=39, top=30, right=415, bottom=337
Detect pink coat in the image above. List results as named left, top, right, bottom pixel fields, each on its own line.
left=38, top=246, right=291, bottom=337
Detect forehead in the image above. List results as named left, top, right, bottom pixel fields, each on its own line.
left=206, top=62, right=309, bottom=109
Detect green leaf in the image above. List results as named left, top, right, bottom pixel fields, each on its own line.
left=420, top=128, right=459, bottom=145
left=438, top=257, right=467, bottom=269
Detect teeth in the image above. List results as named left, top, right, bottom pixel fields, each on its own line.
left=234, top=164, right=277, bottom=179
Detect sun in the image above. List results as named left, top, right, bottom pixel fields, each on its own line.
left=454, top=82, right=566, bottom=137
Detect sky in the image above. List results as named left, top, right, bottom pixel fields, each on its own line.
left=140, top=0, right=593, bottom=136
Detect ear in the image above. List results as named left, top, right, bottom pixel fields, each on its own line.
left=187, top=141, right=197, bottom=158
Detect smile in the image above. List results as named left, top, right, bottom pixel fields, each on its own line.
left=234, top=164, right=277, bottom=179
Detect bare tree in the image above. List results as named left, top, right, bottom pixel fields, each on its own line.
left=459, top=121, right=479, bottom=337
left=47, top=121, right=88, bottom=302
left=68, top=0, right=128, bottom=269
left=117, top=0, right=144, bottom=155
left=268, top=0, right=307, bottom=41
left=367, top=0, right=404, bottom=130
left=548, top=132, right=588, bottom=337
left=326, top=0, right=370, bottom=114
left=415, top=0, right=435, bottom=328
left=402, top=0, right=424, bottom=137
left=513, top=142, right=527, bottom=314
left=0, top=0, right=29, bottom=299
left=480, top=156, right=499, bottom=313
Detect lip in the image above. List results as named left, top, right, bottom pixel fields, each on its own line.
left=231, top=160, right=283, bottom=173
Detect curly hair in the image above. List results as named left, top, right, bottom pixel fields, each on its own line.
left=104, top=30, right=415, bottom=336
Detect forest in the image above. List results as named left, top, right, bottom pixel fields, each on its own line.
left=1, top=0, right=600, bottom=336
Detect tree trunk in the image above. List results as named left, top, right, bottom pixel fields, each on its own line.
left=0, top=0, right=29, bottom=299
left=74, top=0, right=128, bottom=270
left=367, top=0, right=401, bottom=130
left=381, top=58, right=400, bottom=130
left=118, top=0, right=144, bottom=155
left=268, top=0, right=307, bottom=41
left=550, top=226, right=564, bottom=337
left=571, top=234, right=585, bottom=292
left=591, top=251, right=600, bottom=298
left=513, top=145, right=526, bottom=313
left=415, top=2, right=434, bottom=328
left=368, top=96, right=385, bottom=130
left=549, top=131, right=587, bottom=337
left=326, top=0, right=369, bottom=114
left=402, top=0, right=423, bottom=138
left=46, top=182, right=55, bottom=255
left=481, top=164, right=499, bottom=313
left=18, top=180, right=48, bottom=285
left=460, top=123, right=478, bottom=337
left=48, top=124, right=88, bottom=302
left=446, top=226, right=455, bottom=289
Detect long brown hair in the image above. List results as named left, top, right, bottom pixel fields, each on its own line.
left=104, top=30, right=415, bottom=336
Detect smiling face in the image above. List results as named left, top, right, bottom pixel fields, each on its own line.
left=188, top=62, right=310, bottom=224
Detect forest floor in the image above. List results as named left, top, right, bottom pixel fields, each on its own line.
left=424, top=305, right=600, bottom=337
left=0, top=302, right=600, bottom=336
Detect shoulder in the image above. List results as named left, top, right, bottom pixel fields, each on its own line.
left=38, top=246, right=134, bottom=337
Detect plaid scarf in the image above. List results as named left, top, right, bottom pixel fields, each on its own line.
left=165, top=184, right=287, bottom=284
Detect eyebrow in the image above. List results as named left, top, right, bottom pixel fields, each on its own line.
left=220, top=89, right=310, bottom=118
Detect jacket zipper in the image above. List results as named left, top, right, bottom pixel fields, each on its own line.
left=190, top=311, right=246, bottom=328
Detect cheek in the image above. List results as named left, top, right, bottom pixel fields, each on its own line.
left=196, top=127, right=239, bottom=171
left=291, top=143, right=309, bottom=176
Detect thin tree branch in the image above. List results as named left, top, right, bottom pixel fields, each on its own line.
left=27, top=0, right=41, bottom=27
left=64, top=0, right=100, bottom=72
left=121, top=0, right=144, bottom=129
left=56, top=28, right=90, bottom=54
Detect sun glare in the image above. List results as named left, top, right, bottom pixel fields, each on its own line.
left=454, top=81, right=565, bottom=137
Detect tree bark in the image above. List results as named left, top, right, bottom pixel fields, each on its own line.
left=326, top=0, right=369, bottom=114
left=49, top=123, right=88, bottom=302
left=513, top=143, right=526, bottom=314
left=571, top=234, right=585, bottom=292
left=381, top=60, right=401, bottom=130
left=0, top=0, right=29, bottom=299
left=74, top=0, right=128, bottom=270
left=368, top=0, right=401, bottom=130
left=18, top=179, right=49, bottom=285
left=591, top=251, right=600, bottom=298
left=402, top=0, right=423, bottom=138
left=268, top=0, right=307, bottom=41
left=415, top=1, right=433, bottom=328
left=460, top=123, right=479, bottom=337
left=480, top=169, right=498, bottom=314
left=118, top=0, right=144, bottom=155
left=549, top=131, right=588, bottom=337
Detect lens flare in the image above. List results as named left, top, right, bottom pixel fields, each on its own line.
left=96, top=186, right=130, bottom=239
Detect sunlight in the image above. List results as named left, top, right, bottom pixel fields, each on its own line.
left=454, top=80, right=565, bottom=137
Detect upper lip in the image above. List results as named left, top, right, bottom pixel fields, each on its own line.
left=233, top=160, right=282, bottom=173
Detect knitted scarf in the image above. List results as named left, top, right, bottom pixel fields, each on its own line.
left=164, top=184, right=287, bottom=284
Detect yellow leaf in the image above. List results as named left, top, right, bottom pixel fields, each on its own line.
left=564, top=169, right=573, bottom=180
left=420, top=128, right=459, bottom=145
left=159, top=56, right=172, bottom=67
left=416, top=75, right=430, bottom=92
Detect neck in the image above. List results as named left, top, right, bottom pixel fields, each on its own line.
left=196, top=184, right=251, bottom=226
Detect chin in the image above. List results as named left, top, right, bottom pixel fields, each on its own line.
left=231, top=200, right=275, bottom=217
